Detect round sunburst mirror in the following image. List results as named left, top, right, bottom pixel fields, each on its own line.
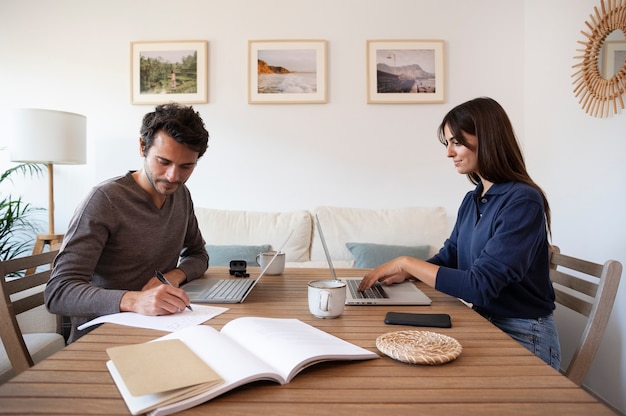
left=572, top=0, right=626, bottom=117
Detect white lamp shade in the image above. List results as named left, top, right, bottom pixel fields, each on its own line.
left=10, top=108, right=86, bottom=165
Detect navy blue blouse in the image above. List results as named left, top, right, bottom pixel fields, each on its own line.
left=429, top=181, right=555, bottom=319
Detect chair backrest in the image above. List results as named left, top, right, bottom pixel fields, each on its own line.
left=0, top=250, right=60, bottom=375
left=549, top=245, right=622, bottom=386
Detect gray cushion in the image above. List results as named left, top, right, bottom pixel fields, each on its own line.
left=206, top=244, right=271, bottom=266
left=346, top=242, right=430, bottom=268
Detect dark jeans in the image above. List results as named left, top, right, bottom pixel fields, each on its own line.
left=479, top=312, right=561, bottom=370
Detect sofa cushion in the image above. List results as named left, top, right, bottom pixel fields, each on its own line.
left=206, top=244, right=271, bottom=267
left=195, top=208, right=312, bottom=263
left=286, top=260, right=355, bottom=268
left=311, top=206, right=448, bottom=263
left=346, top=242, right=431, bottom=268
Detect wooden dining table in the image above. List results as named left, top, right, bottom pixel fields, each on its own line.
left=0, top=267, right=616, bottom=415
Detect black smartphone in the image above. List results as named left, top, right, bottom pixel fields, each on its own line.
left=384, top=312, right=452, bottom=328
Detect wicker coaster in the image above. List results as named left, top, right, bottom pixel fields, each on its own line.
left=376, top=330, right=462, bottom=365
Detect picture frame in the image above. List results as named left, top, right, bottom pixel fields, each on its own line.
left=248, top=40, right=327, bottom=104
left=367, top=40, right=445, bottom=104
left=602, top=40, right=626, bottom=79
left=131, top=40, right=208, bottom=105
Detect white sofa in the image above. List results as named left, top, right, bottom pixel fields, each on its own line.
left=196, top=205, right=449, bottom=269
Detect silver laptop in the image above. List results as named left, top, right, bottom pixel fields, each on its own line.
left=183, top=231, right=293, bottom=304
left=315, top=215, right=432, bottom=306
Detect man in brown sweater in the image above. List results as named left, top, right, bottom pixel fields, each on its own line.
left=45, top=103, right=210, bottom=343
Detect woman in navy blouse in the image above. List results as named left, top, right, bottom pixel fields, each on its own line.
left=359, top=97, right=561, bottom=369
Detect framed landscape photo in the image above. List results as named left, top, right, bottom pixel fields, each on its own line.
left=367, top=40, right=445, bottom=104
left=248, top=40, right=327, bottom=104
left=602, top=40, right=626, bottom=79
left=131, top=40, right=208, bottom=105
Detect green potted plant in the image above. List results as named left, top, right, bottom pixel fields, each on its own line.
left=0, top=163, right=45, bottom=263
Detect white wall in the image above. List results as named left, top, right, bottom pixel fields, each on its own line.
left=1, top=0, right=624, bottom=412
left=524, top=1, right=626, bottom=412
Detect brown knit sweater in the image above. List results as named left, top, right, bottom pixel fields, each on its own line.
left=44, top=171, right=208, bottom=342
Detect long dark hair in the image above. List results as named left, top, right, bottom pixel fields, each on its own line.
left=437, top=97, right=551, bottom=236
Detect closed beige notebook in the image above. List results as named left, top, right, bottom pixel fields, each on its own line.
left=107, top=339, right=223, bottom=397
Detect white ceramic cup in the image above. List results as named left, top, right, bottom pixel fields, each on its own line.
left=256, top=251, right=286, bottom=275
left=307, top=280, right=346, bottom=318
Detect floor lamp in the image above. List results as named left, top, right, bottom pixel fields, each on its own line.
left=10, top=109, right=86, bottom=254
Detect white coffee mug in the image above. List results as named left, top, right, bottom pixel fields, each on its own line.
left=307, top=280, right=346, bottom=319
left=256, top=251, right=286, bottom=275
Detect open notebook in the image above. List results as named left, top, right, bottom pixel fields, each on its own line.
left=315, top=215, right=431, bottom=306
left=183, top=231, right=293, bottom=304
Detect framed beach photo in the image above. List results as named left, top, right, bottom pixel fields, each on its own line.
left=248, top=40, right=327, bottom=104
left=602, top=40, right=626, bottom=79
left=131, top=40, right=208, bottom=105
left=367, top=40, right=445, bottom=104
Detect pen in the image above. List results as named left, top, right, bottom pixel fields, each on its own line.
left=155, top=270, right=193, bottom=311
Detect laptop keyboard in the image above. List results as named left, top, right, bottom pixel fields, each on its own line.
left=346, top=279, right=389, bottom=299
left=205, top=279, right=254, bottom=301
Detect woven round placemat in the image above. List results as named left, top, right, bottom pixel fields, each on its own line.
left=376, top=330, right=462, bottom=365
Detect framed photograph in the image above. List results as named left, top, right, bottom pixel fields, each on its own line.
left=131, top=40, right=208, bottom=105
left=248, top=40, right=327, bottom=104
left=602, top=40, right=626, bottom=79
left=367, top=40, right=445, bottom=104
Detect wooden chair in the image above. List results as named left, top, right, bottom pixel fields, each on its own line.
left=549, top=246, right=622, bottom=386
left=0, top=250, right=65, bottom=383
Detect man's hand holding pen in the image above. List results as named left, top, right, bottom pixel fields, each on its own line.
left=155, top=270, right=193, bottom=311
left=119, top=270, right=193, bottom=315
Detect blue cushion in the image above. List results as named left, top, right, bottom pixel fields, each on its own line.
left=345, top=242, right=430, bottom=268
left=206, top=244, right=271, bottom=266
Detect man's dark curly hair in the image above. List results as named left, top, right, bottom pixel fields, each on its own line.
left=139, top=103, right=209, bottom=158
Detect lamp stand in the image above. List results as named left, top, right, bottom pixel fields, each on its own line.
left=47, top=162, right=54, bottom=234
left=26, top=233, right=63, bottom=275
left=30, top=163, right=64, bottom=258
left=10, top=108, right=86, bottom=265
